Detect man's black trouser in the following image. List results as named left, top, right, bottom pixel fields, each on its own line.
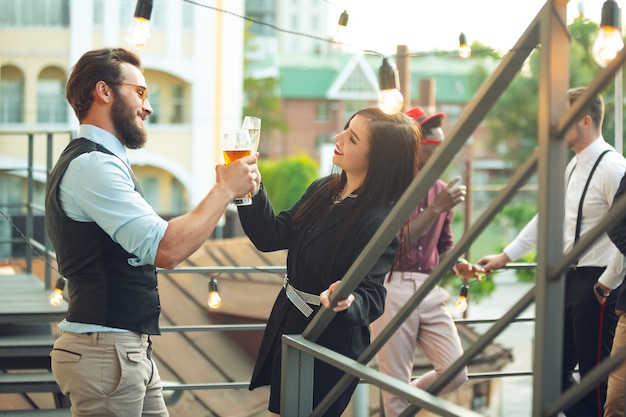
left=562, top=266, right=620, bottom=417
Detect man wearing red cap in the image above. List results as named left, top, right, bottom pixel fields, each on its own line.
left=371, top=106, right=470, bottom=417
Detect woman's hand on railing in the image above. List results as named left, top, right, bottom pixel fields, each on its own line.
left=320, top=281, right=354, bottom=312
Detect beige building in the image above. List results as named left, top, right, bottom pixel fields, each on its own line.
left=0, top=0, right=246, bottom=259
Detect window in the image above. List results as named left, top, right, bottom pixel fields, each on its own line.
left=343, top=101, right=367, bottom=124
left=37, top=67, right=68, bottom=124
left=93, top=0, right=104, bottom=26
left=147, top=84, right=160, bottom=124
left=471, top=381, right=490, bottom=413
left=182, top=1, right=193, bottom=29
left=0, top=0, right=69, bottom=27
left=170, top=178, right=186, bottom=215
left=316, top=134, right=331, bottom=148
left=140, top=176, right=160, bottom=212
left=0, top=66, right=24, bottom=123
left=170, top=85, right=184, bottom=124
left=311, top=15, right=318, bottom=31
left=342, top=66, right=370, bottom=93
left=316, top=102, right=329, bottom=121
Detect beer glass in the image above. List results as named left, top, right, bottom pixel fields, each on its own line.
left=241, top=116, right=261, bottom=152
left=221, top=129, right=253, bottom=206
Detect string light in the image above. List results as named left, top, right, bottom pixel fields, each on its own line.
left=455, top=281, right=469, bottom=313
left=592, top=0, right=624, bottom=67
left=127, top=0, right=153, bottom=48
left=49, top=277, right=67, bottom=306
left=207, top=277, right=221, bottom=309
left=181, top=0, right=521, bottom=59
left=332, top=10, right=349, bottom=44
left=377, top=58, right=404, bottom=114
left=459, top=32, right=472, bottom=58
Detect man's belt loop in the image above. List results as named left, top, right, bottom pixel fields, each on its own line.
left=283, top=276, right=321, bottom=317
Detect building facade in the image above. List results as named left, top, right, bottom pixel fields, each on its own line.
left=0, top=0, right=245, bottom=258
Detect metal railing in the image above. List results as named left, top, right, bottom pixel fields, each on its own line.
left=0, top=128, right=73, bottom=289
left=278, top=2, right=626, bottom=416
left=4, top=2, right=626, bottom=415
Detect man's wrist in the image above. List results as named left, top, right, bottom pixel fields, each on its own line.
left=594, top=282, right=611, bottom=298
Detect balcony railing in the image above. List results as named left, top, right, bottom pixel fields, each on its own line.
left=5, top=2, right=626, bottom=415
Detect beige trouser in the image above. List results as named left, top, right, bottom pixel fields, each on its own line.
left=371, top=271, right=467, bottom=417
left=50, top=331, right=169, bottom=417
left=605, top=310, right=626, bottom=417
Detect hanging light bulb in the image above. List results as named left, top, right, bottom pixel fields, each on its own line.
left=332, top=10, right=349, bottom=44
left=207, top=278, right=221, bottom=309
left=49, top=277, right=67, bottom=307
left=592, top=0, right=624, bottom=67
left=459, top=32, right=472, bottom=58
left=455, top=282, right=469, bottom=313
left=127, top=0, right=153, bottom=48
left=378, top=58, right=404, bottom=115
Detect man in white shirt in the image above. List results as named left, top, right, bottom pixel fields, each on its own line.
left=478, top=87, right=626, bottom=417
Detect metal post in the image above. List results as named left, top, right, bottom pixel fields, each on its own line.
left=45, top=132, right=54, bottom=289
left=396, top=44, right=411, bottom=112
left=616, top=6, right=623, bottom=155
left=615, top=67, right=624, bottom=154
left=281, top=335, right=314, bottom=416
left=352, top=383, right=369, bottom=417
left=26, top=133, right=34, bottom=274
left=532, top=1, right=569, bottom=416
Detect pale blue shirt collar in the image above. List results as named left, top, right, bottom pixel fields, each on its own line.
left=77, top=124, right=130, bottom=167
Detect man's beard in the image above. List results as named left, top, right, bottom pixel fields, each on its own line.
left=111, top=94, right=147, bottom=150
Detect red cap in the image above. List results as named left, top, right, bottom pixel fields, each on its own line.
left=405, top=106, right=445, bottom=127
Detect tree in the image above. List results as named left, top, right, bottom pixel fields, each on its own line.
left=242, top=22, right=288, bottom=156
left=486, top=17, right=608, bottom=166
left=258, top=154, right=319, bottom=213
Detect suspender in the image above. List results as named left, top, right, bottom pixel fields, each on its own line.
left=574, top=149, right=612, bottom=243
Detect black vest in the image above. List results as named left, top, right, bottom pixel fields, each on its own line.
left=45, top=138, right=161, bottom=335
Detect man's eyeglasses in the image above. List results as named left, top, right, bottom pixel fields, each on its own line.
left=116, top=83, right=149, bottom=105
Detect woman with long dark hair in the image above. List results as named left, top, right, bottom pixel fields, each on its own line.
left=238, top=107, right=421, bottom=416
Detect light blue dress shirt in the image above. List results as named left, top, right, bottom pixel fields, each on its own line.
left=57, top=124, right=168, bottom=333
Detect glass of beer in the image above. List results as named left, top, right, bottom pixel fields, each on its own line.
left=221, top=129, right=253, bottom=206
left=241, top=116, right=261, bottom=152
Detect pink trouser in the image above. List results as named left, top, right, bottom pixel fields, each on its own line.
left=371, top=271, right=467, bottom=417
left=605, top=310, right=626, bottom=417
left=50, top=331, right=169, bottom=417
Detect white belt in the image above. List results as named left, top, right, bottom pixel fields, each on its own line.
left=283, top=276, right=320, bottom=317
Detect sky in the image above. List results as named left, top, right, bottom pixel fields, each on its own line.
left=327, top=0, right=612, bottom=56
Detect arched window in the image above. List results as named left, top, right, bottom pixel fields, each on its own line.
left=37, top=66, right=68, bottom=124
left=0, top=65, right=25, bottom=123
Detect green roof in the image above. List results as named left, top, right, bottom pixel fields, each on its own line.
left=249, top=52, right=498, bottom=103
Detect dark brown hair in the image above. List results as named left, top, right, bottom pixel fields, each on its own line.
left=568, top=86, right=604, bottom=130
left=66, top=48, right=143, bottom=121
left=292, top=107, right=421, bottom=279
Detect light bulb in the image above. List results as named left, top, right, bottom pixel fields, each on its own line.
left=593, top=27, right=624, bottom=67
left=592, top=0, right=624, bottom=67
left=127, top=0, right=153, bottom=48
left=332, top=10, right=349, bottom=44
left=455, top=284, right=469, bottom=312
left=378, top=58, right=404, bottom=115
left=127, top=17, right=151, bottom=48
left=378, top=89, right=404, bottom=115
left=207, top=278, right=221, bottom=309
left=49, top=277, right=67, bottom=306
left=459, top=32, right=471, bottom=58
